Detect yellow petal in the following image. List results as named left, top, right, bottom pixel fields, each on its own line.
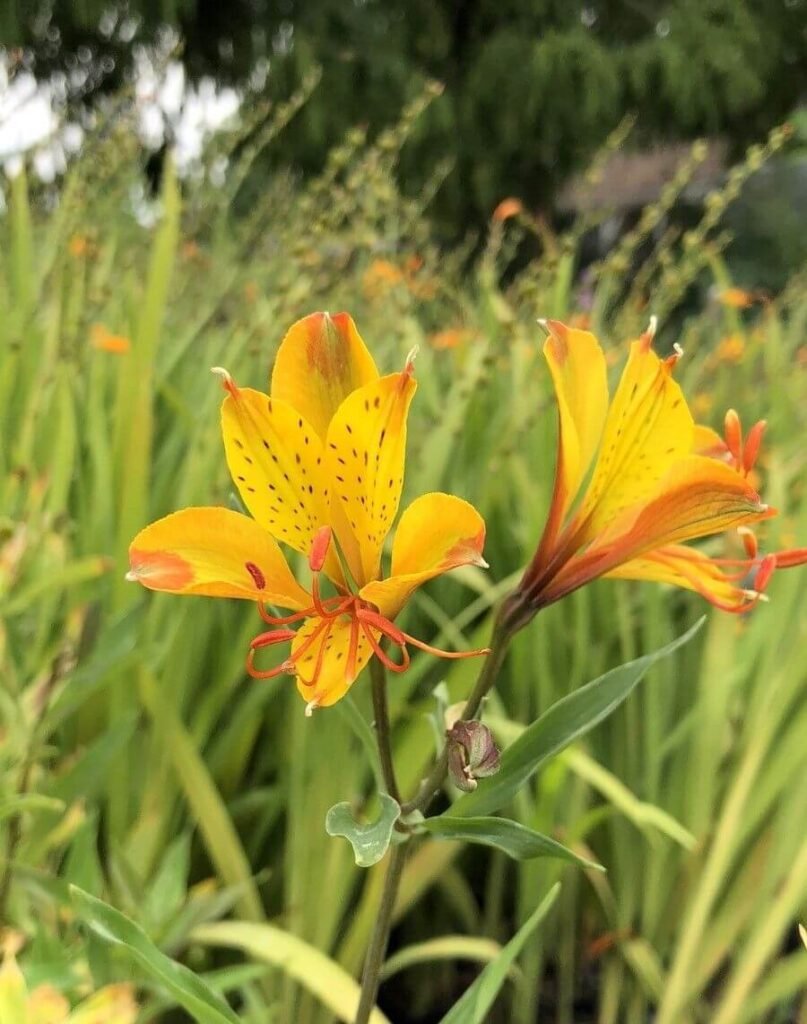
left=325, top=365, right=417, bottom=585
left=0, top=954, right=29, bottom=1024
left=596, top=455, right=772, bottom=555
left=220, top=382, right=332, bottom=562
left=575, top=335, right=694, bottom=539
left=28, top=984, right=69, bottom=1024
left=292, top=614, right=375, bottom=709
left=542, top=456, right=772, bottom=607
left=68, top=985, right=138, bottom=1024
left=128, top=507, right=310, bottom=607
left=692, top=423, right=728, bottom=457
left=605, top=544, right=758, bottom=612
left=360, top=493, right=487, bottom=619
left=542, top=320, right=608, bottom=528
left=270, top=312, right=379, bottom=440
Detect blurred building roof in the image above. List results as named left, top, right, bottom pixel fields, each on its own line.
left=556, top=139, right=728, bottom=213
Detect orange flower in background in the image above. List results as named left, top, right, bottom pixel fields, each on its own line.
left=568, top=313, right=592, bottom=331
left=714, top=334, right=745, bottom=364
left=68, top=233, right=90, bottom=258
left=492, top=198, right=524, bottom=222
left=90, top=323, right=130, bottom=354
left=128, top=313, right=489, bottom=713
left=430, top=327, right=477, bottom=351
left=362, top=259, right=405, bottom=299
left=715, top=286, right=768, bottom=310
left=519, top=319, right=807, bottom=616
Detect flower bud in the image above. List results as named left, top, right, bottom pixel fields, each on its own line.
left=446, top=720, right=500, bottom=792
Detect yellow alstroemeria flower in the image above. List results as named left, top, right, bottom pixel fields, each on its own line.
left=519, top=318, right=806, bottom=615
left=0, top=948, right=137, bottom=1024
left=128, top=312, right=489, bottom=713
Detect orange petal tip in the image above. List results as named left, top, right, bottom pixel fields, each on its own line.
left=127, top=548, right=194, bottom=590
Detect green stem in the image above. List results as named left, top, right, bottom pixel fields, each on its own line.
left=355, top=590, right=529, bottom=1021
left=354, top=841, right=408, bottom=1024
left=369, top=656, right=400, bottom=802
left=400, top=592, right=525, bottom=816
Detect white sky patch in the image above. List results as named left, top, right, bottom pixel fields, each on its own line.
left=0, top=51, right=242, bottom=187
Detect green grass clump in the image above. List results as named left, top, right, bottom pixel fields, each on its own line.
left=2, top=87, right=806, bottom=1024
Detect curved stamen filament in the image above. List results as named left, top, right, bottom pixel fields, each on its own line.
left=296, top=618, right=335, bottom=688
left=259, top=593, right=349, bottom=626
left=248, top=616, right=332, bottom=681
left=248, top=592, right=490, bottom=698
left=359, top=618, right=410, bottom=674
left=652, top=552, right=764, bottom=614
left=357, top=605, right=491, bottom=664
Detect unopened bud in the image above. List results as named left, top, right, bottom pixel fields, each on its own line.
left=446, top=720, right=500, bottom=793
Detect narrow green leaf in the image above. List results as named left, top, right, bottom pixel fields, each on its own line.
left=453, top=619, right=704, bottom=817
left=421, top=816, right=603, bottom=869
left=139, top=668, right=264, bottom=921
left=0, top=794, right=64, bottom=823
left=380, top=936, right=509, bottom=982
left=69, top=886, right=240, bottom=1024
left=192, top=920, right=391, bottom=1024
left=325, top=793, right=401, bottom=868
left=438, top=883, right=561, bottom=1023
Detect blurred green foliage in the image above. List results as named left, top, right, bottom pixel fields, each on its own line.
left=1, top=85, right=807, bottom=1023
left=3, top=0, right=807, bottom=234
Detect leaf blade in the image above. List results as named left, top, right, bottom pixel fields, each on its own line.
left=69, top=886, right=240, bottom=1024
left=437, top=884, right=561, bottom=1024
left=452, top=619, right=704, bottom=817
left=421, top=816, right=602, bottom=869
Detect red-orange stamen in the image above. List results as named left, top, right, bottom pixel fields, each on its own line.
left=358, top=614, right=409, bottom=671
left=773, top=547, right=807, bottom=569
left=296, top=618, right=334, bottom=688
left=310, top=526, right=332, bottom=572
left=724, top=409, right=743, bottom=464
left=743, top=420, right=766, bottom=474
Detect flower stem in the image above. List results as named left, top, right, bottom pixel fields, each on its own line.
left=400, top=591, right=526, bottom=816
left=354, top=840, right=407, bottom=1024
left=370, top=655, right=400, bottom=802
left=355, top=590, right=528, bottom=1020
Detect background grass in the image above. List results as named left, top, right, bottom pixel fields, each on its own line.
left=1, top=89, right=806, bottom=1023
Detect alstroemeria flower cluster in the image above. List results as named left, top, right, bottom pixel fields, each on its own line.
left=519, top=319, right=807, bottom=616
left=128, top=313, right=489, bottom=713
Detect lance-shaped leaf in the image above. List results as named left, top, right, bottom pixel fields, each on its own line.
left=70, top=886, right=240, bottom=1024
left=420, top=816, right=603, bottom=869
left=451, top=619, right=704, bottom=818
left=437, top=883, right=561, bottom=1024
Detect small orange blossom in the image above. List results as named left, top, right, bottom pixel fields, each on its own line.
left=90, top=323, right=130, bottom=354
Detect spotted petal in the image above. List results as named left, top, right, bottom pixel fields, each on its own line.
left=574, top=335, right=694, bottom=540
left=361, top=493, right=487, bottom=619
left=292, top=614, right=375, bottom=709
left=325, top=364, right=417, bottom=585
left=219, top=380, right=331, bottom=561
left=538, top=320, right=608, bottom=555
left=551, top=456, right=773, bottom=601
left=271, top=312, right=379, bottom=440
left=128, top=507, right=310, bottom=606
